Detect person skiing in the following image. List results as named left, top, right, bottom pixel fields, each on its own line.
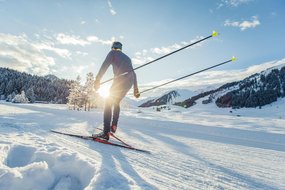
left=93, top=41, right=140, bottom=140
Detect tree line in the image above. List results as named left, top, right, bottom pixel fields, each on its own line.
left=0, top=68, right=72, bottom=103
left=0, top=67, right=104, bottom=111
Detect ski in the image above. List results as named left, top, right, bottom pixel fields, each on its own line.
left=50, top=130, right=151, bottom=154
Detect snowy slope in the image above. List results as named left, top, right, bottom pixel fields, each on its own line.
left=126, top=89, right=196, bottom=109
left=1, top=100, right=285, bottom=190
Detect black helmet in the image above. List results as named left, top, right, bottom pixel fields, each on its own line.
left=111, top=41, right=122, bottom=50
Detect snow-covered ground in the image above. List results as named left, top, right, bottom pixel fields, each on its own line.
left=0, top=100, right=285, bottom=190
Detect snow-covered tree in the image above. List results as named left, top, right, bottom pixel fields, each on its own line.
left=84, top=72, right=97, bottom=111
left=12, top=91, right=29, bottom=103
left=67, top=75, right=82, bottom=110
left=67, top=73, right=103, bottom=111
left=6, top=92, right=16, bottom=102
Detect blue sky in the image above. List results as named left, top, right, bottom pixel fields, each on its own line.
left=0, top=0, right=284, bottom=93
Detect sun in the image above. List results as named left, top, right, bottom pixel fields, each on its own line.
left=98, top=85, right=110, bottom=98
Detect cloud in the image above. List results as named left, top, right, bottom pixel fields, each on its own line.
left=61, top=65, right=88, bottom=75
left=244, top=59, right=285, bottom=74
left=35, top=43, right=71, bottom=59
left=132, top=56, right=154, bottom=66
left=224, top=16, right=260, bottom=31
left=0, top=32, right=123, bottom=77
left=87, top=35, right=114, bottom=45
left=151, top=43, right=182, bottom=55
left=0, top=33, right=58, bottom=75
left=56, top=33, right=117, bottom=46
left=76, top=51, right=88, bottom=56
left=132, top=36, right=205, bottom=65
left=107, top=0, right=117, bottom=15
left=56, top=33, right=90, bottom=46
left=219, top=0, right=252, bottom=8
left=132, top=49, right=154, bottom=65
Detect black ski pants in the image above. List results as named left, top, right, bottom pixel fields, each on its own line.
left=103, top=74, right=134, bottom=134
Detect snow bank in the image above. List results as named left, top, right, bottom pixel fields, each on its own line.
left=0, top=143, right=96, bottom=190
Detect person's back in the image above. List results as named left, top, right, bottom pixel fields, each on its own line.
left=96, top=48, right=135, bottom=83
left=109, top=50, right=133, bottom=77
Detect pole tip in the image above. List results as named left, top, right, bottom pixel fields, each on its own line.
left=212, top=31, right=219, bottom=37
left=231, top=56, right=237, bottom=61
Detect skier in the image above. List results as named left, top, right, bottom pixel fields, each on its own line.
left=93, top=41, right=140, bottom=140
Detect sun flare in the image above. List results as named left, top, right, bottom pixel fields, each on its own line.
left=98, top=85, right=110, bottom=98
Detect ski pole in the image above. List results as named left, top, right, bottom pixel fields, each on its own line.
left=139, top=56, right=237, bottom=95
left=100, top=31, right=219, bottom=85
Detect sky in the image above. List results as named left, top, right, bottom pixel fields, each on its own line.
left=0, top=0, right=284, bottom=97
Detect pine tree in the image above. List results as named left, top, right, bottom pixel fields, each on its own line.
left=0, top=82, right=5, bottom=95
left=26, top=87, right=36, bottom=103
left=67, top=75, right=82, bottom=110
left=5, top=80, right=15, bottom=95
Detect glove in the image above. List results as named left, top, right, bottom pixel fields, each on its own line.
left=134, top=88, right=140, bottom=98
left=94, top=80, right=100, bottom=91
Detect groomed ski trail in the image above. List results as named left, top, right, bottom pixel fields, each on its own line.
left=1, top=101, right=285, bottom=189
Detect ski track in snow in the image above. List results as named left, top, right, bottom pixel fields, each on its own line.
left=0, top=101, right=285, bottom=190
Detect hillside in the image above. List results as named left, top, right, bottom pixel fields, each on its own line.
left=215, top=66, right=285, bottom=108
left=138, top=89, right=195, bottom=107
left=141, top=64, right=285, bottom=109
left=0, top=67, right=73, bottom=103
left=139, top=90, right=180, bottom=107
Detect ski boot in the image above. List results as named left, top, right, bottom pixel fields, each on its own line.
left=111, top=125, right=117, bottom=133
left=92, top=132, right=110, bottom=141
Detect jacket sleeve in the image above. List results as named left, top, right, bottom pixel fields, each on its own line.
left=96, top=51, right=113, bottom=81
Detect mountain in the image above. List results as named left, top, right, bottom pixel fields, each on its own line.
left=175, top=82, right=239, bottom=108
left=139, top=90, right=179, bottom=107
left=139, top=63, right=285, bottom=109
left=215, top=65, right=285, bottom=108
left=138, top=89, right=195, bottom=107
left=0, top=67, right=73, bottom=103
left=178, top=64, right=285, bottom=108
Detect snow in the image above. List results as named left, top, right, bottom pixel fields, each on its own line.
left=1, top=100, right=285, bottom=190
left=260, top=59, right=285, bottom=76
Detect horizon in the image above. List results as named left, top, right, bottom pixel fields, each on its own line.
left=2, top=57, right=285, bottom=101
